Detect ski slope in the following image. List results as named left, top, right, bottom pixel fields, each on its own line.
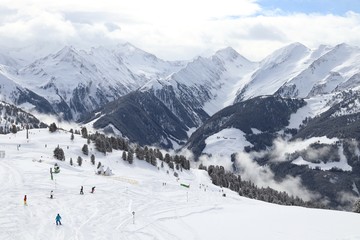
left=0, top=129, right=360, bottom=240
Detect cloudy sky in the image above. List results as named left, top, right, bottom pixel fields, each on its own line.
left=0, top=0, right=359, bottom=61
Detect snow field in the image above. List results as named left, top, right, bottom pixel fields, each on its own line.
left=0, top=129, right=360, bottom=239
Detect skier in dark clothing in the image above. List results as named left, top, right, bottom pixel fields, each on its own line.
left=91, top=186, right=95, bottom=193
left=55, top=213, right=62, bottom=225
left=80, top=186, right=84, bottom=195
left=24, top=195, right=27, bottom=205
left=50, top=190, right=54, bottom=199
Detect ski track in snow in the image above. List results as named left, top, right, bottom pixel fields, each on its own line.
left=1, top=129, right=360, bottom=240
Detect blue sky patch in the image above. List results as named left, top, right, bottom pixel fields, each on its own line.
left=258, top=0, right=360, bottom=15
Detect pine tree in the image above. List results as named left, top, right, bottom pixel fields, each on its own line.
left=10, top=124, right=17, bottom=134
left=145, top=151, right=150, bottom=163
left=164, top=153, right=171, bottom=163
left=87, top=138, right=90, bottom=144
left=82, top=144, right=89, bottom=155
left=95, top=136, right=106, bottom=154
left=135, top=146, right=145, bottom=160
left=156, top=149, right=163, bottom=160
left=77, top=156, right=83, bottom=166
left=150, top=155, right=157, bottom=167
left=91, top=154, right=95, bottom=165
left=81, top=127, right=88, bottom=138
left=127, top=151, right=134, bottom=163
left=97, top=161, right=102, bottom=169
left=53, top=146, right=65, bottom=161
left=128, top=153, right=134, bottom=164
left=49, top=123, right=57, bottom=132
left=122, top=151, right=127, bottom=161
left=354, top=199, right=360, bottom=213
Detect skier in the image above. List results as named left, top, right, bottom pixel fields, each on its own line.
left=91, top=186, right=95, bottom=193
left=24, top=195, right=27, bottom=205
left=55, top=213, right=62, bottom=225
left=80, top=186, right=84, bottom=195
left=50, top=190, right=54, bottom=199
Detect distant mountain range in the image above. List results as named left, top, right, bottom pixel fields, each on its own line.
left=1, top=42, right=360, bottom=147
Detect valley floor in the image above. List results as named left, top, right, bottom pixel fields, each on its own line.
left=0, top=129, right=360, bottom=240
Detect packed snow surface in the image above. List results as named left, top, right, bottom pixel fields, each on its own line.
left=203, top=128, right=252, bottom=158
left=1, top=129, right=360, bottom=240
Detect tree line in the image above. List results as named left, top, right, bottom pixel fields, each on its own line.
left=199, top=164, right=326, bottom=209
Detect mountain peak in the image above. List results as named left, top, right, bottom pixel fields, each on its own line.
left=261, top=42, right=310, bottom=66
left=115, top=42, right=141, bottom=54
left=332, top=42, right=359, bottom=53
left=214, top=47, right=241, bottom=60
left=53, top=45, right=80, bottom=61
left=114, top=42, right=160, bottom=62
left=213, top=47, right=253, bottom=66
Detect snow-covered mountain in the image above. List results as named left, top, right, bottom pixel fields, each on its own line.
left=142, top=46, right=257, bottom=117
left=236, top=43, right=360, bottom=101
left=83, top=47, right=257, bottom=148
left=0, top=43, right=186, bottom=120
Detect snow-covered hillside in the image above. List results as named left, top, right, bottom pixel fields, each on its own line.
left=1, top=129, right=360, bottom=240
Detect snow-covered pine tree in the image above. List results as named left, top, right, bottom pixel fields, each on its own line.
left=53, top=146, right=65, bottom=161
left=91, top=154, right=95, bottom=165
left=135, top=146, right=145, bottom=160
left=81, top=127, right=88, bottom=138
left=82, top=144, right=89, bottom=155
left=150, top=155, right=157, bottom=167
left=77, top=156, right=83, bottom=166
left=127, top=151, right=134, bottom=163
left=122, top=151, right=127, bottom=161
left=10, top=124, right=17, bottom=134
left=49, top=123, right=57, bottom=132
left=95, top=136, right=106, bottom=154
left=168, top=161, right=174, bottom=170
left=128, top=153, right=133, bottom=164
left=164, top=153, right=171, bottom=163
left=354, top=199, right=360, bottom=213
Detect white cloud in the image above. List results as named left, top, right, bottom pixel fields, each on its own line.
left=233, top=152, right=319, bottom=201
left=0, top=1, right=359, bottom=61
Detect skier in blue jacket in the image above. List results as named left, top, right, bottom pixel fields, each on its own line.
left=55, top=213, right=62, bottom=225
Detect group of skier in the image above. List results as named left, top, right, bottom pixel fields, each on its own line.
left=23, top=185, right=96, bottom=225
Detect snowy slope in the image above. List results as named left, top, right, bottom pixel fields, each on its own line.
left=236, top=43, right=313, bottom=101
left=235, top=43, right=360, bottom=102
left=277, top=43, right=360, bottom=98
left=1, top=129, right=360, bottom=240
left=139, top=47, right=257, bottom=129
